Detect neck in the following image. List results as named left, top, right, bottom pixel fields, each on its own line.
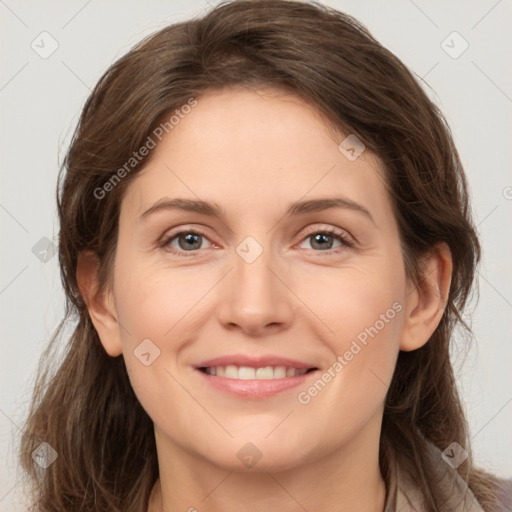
left=148, top=419, right=387, bottom=512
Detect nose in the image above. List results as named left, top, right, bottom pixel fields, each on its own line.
left=215, top=242, right=295, bottom=337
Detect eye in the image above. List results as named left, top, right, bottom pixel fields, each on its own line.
left=159, top=226, right=354, bottom=257
left=297, top=227, right=354, bottom=253
left=160, top=229, right=214, bottom=256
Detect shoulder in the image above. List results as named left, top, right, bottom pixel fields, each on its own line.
left=386, top=441, right=510, bottom=512
left=394, top=441, right=485, bottom=512
left=495, top=477, right=512, bottom=511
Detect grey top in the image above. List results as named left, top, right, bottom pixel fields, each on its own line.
left=383, top=441, right=512, bottom=511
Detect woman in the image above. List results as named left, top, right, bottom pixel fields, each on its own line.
left=19, top=1, right=511, bottom=510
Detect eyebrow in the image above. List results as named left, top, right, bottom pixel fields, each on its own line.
left=139, top=196, right=376, bottom=225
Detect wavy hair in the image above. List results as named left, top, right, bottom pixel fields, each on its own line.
left=19, top=1, right=505, bottom=510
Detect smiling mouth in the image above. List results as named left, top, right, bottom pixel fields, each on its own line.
left=199, top=365, right=318, bottom=380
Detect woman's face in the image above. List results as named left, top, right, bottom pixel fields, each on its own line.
left=96, top=86, right=426, bottom=471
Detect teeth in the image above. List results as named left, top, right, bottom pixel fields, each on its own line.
left=238, top=366, right=255, bottom=380
left=274, top=366, right=286, bottom=378
left=204, top=365, right=309, bottom=379
left=256, top=367, right=274, bottom=379
left=225, top=365, right=238, bottom=379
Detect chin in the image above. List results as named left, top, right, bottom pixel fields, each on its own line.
left=203, top=437, right=313, bottom=474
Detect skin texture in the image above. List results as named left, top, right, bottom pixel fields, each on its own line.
left=78, top=86, right=452, bottom=512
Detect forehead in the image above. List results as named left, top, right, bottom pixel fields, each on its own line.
left=121, top=86, right=392, bottom=225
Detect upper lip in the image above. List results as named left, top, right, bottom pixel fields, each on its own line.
left=196, top=355, right=318, bottom=370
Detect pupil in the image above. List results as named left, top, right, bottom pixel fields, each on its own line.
left=176, top=233, right=333, bottom=251
left=312, top=233, right=333, bottom=250
left=179, top=233, right=201, bottom=250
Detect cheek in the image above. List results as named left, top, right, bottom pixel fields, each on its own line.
left=293, top=257, right=404, bottom=344
left=114, top=260, right=204, bottom=343
left=291, top=296, right=402, bottom=453
left=115, top=272, right=190, bottom=430
left=291, top=260, right=404, bottom=411
left=111, top=258, right=218, bottom=418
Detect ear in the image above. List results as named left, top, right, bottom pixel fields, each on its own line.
left=400, top=242, right=453, bottom=352
left=76, top=251, right=123, bottom=357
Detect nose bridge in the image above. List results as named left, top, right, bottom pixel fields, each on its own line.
left=216, top=233, right=294, bottom=334
left=233, top=234, right=278, bottom=307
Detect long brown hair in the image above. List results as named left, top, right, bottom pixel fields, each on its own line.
left=19, top=1, right=504, bottom=510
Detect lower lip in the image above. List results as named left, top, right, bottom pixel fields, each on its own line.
left=196, top=369, right=317, bottom=398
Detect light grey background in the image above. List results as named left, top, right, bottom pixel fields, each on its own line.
left=1, top=0, right=511, bottom=509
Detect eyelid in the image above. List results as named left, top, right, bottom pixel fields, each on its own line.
left=158, top=225, right=215, bottom=254
left=158, top=224, right=211, bottom=244
left=159, top=223, right=355, bottom=256
left=297, top=224, right=355, bottom=247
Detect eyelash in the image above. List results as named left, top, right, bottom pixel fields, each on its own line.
left=158, top=226, right=355, bottom=258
